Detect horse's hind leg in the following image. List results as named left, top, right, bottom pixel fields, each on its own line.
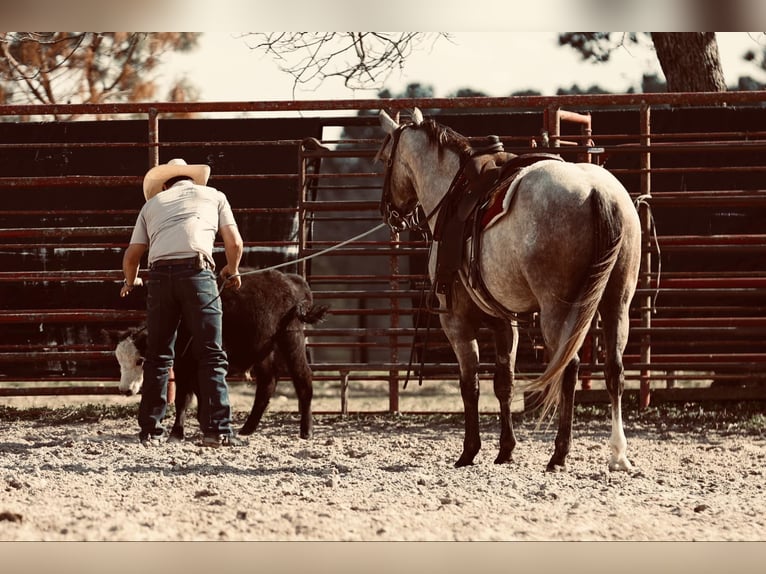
left=547, top=357, right=579, bottom=472
left=600, top=296, right=634, bottom=471
left=537, top=303, right=579, bottom=472
left=488, top=318, right=518, bottom=464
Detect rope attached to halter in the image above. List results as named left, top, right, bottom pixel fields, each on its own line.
left=634, top=194, right=661, bottom=312
left=201, top=222, right=389, bottom=309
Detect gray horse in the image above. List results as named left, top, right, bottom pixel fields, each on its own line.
left=377, top=108, right=641, bottom=472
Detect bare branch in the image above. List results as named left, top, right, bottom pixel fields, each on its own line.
left=240, top=32, right=447, bottom=92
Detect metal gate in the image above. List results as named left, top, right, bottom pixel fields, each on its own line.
left=1, top=93, right=765, bottom=410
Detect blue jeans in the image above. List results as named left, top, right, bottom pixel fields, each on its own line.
left=138, top=265, right=233, bottom=438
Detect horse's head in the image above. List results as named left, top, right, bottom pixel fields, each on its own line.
left=376, top=108, right=425, bottom=232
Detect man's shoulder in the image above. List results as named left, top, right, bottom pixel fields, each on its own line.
left=196, top=184, right=227, bottom=199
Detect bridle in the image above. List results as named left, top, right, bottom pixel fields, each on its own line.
left=377, top=123, right=419, bottom=232
left=376, top=122, right=464, bottom=236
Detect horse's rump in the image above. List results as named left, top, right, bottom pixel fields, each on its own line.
left=478, top=162, right=630, bottom=418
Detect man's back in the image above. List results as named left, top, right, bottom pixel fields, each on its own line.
left=131, top=181, right=236, bottom=266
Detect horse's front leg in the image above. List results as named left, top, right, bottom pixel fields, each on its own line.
left=546, top=357, right=579, bottom=472
left=456, top=348, right=481, bottom=467
left=441, top=313, right=483, bottom=468
left=489, top=318, right=518, bottom=464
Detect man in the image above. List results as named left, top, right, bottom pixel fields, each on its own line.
left=120, top=158, right=246, bottom=448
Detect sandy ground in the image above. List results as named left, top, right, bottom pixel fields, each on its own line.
left=1, top=380, right=765, bottom=542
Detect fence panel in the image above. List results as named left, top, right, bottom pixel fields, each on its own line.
left=1, top=94, right=765, bottom=409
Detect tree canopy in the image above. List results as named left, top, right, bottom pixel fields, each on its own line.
left=0, top=32, right=200, bottom=118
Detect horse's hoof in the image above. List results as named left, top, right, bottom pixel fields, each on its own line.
left=494, top=452, right=513, bottom=464
left=238, top=426, right=255, bottom=436
left=545, top=461, right=567, bottom=473
left=167, top=433, right=184, bottom=443
left=299, top=431, right=312, bottom=440
left=608, top=457, right=632, bottom=472
left=454, top=454, right=476, bottom=468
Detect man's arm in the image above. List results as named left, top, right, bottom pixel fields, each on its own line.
left=219, top=224, right=244, bottom=291
left=120, top=242, right=147, bottom=297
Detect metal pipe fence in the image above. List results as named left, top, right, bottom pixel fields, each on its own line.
left=1, top=92, right=765, bottom=408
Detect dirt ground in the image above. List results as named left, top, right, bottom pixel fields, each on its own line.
left=1, top=380, right=764, bottom=542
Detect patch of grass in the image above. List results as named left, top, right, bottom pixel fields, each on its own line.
left=511, top=399, right=766, bottom=436
left=630, top=401, right=766, bottom=435
left=0, top=403, right=139, bottom=424
left=1, top=399, right=763, bottom=435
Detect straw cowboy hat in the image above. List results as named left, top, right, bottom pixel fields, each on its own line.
left=142, top=158, right=211, bottom=201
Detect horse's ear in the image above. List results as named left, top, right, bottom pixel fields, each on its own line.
left=411, top=107, right=424, bottom=125
left=379, top=110, right=399, bottom=134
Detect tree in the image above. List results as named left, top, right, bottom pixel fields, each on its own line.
left=240, top=33, right=446, bottom=93
left=651, top=33, right=726, bottom=92
left=0, top=32, right=200, bottom=118
left=558, top=32, right=766, bottom=92
left=739, top=43, right=766, bottom=90
left=245, top=31, right=742, bottom=95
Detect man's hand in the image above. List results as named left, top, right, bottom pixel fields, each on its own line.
left=120, top=277, right=143, bottom=298
left=220, top=265, right=241, bottom=291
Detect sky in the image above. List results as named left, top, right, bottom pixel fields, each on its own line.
left=161, top=32, right=766, bottom=104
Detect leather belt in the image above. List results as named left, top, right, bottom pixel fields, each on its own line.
left=150, top=255, right=214, bottom=271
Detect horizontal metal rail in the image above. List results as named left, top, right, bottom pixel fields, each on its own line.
left=1, top=92, right=766, bottom=409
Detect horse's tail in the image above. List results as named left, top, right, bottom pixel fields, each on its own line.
left=527, top=188, right=623, bottom=422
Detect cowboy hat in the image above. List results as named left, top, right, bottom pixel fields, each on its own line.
left=142, top=158, right=211, bottom=201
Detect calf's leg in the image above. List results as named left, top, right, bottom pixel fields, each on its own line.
left=168, top=354, right=197, bottom=441
left=277, top=329, right=314, bottom=439
left=239, top=359, right=277, bottom=436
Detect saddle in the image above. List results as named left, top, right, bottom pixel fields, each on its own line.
left=431, top=136, right=563, bottom=314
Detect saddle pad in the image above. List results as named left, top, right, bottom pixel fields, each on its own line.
left=480, top=161, right=554, bottom=230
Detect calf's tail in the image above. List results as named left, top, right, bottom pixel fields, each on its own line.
left=296, top=302, right=330, bottom=325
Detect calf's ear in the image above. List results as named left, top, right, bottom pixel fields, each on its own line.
left=100, top=328, right=131, bottom=345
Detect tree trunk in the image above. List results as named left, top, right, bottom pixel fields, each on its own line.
left=651, top=33, right=727, bottom=92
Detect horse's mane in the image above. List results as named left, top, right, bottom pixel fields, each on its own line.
left=416, top=119, right=472, bottom=158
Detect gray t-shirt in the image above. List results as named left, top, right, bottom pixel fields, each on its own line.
left=129, top=180, right=237, bottom=266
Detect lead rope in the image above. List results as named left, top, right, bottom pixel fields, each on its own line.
left=634, top=194, right=661, bottom=312
left=201, top=222, right=388, bottom=310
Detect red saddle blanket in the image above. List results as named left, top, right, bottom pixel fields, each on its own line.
left=479, top=160, right=555, bottom=230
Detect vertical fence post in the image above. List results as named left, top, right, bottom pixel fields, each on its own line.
left=639, top=103, right=653, bottom=408
left=147, top=108, right=159, bottom=168
left=389, top=227, right=401, bottom=413
left=145, top=107, right=175, bottom=401
left=297, top=140, right=311, bottom=279
left=546, top=104, right=560, bottom=148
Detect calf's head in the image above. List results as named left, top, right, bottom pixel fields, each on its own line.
left=104, top=328, right=146, bottom=396
left=115, top=337, right=144, bottom=395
